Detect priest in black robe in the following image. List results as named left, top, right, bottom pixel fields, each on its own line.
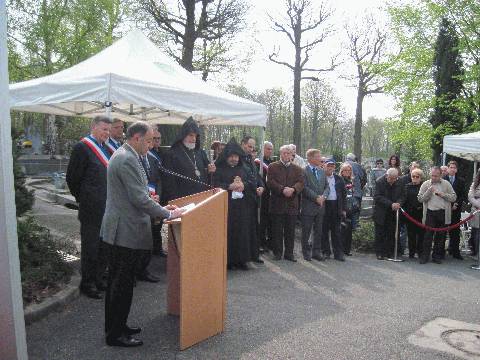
left=214, top=140, right=251, bottom=270
left=163, top=117, right=216, bottom=201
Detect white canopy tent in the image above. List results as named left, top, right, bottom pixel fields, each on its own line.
left=9, top=29, right=267, bottom=127
left=443, top=131, right=480, bottom=177
left=443, top=131, right=480, bottom=162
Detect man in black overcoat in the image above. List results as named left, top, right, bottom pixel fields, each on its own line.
left=66, top=115, right=112, bottom=299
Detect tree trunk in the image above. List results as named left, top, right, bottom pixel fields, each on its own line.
left=354, top=85, right=364, bottom=162
left=181, top=0, right=196, bottom=72
left=293, top=43, right=302, bottom=154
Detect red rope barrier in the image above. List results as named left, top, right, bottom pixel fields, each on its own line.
left=400, top=208, right=478, bottom=232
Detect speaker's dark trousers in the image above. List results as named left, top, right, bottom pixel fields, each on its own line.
left=423, top=209, right=446, bottom=260
left=80, top=220, right=106, bottom=289
left=136, top=221, right=162, bottom=276
left=321, top=200, right=343, bottom=258
left=271, top=214, right=296, bottom=257
left=301, top=212, right=324, bottom=258
left=104, top=243, right=141, bottom=340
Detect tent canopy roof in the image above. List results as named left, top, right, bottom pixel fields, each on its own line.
left=9, top=29, right=266, bottom=127
left=443, top=131, right=480, bottom=161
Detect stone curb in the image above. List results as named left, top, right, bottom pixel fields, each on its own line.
left=24, top=272, right=81, bottom=325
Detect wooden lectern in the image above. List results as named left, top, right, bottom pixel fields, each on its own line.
left=166, top=189, right=228, bottom=350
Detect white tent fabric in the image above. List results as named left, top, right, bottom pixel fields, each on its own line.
left=443, top=131, right=480, bottom=161
left=9, top=29, right=267, bottom=127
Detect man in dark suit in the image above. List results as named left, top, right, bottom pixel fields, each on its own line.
left=102, top=122, right=184, bottom=347
left=135, top=126, right=165, bottom=283
left=267, top=145, right=304, bottom=261
left=66, top=116, right=112, bottom=299
left=301, top=149, right=329, bottom=261
left=444, top=160, right=466, bottom=259
left=374, top=168, right=403, bottom=260
left=321, top=159, right=347, bottom=261
left=241, top=136, right=265, bottom=264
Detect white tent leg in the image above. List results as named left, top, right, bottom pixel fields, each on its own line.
left=0, top=2, right=28, bottom=359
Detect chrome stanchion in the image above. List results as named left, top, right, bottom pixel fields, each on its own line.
left=387, top=209, right=404, bottom=262
left=471, top=229, right=480, bottom=270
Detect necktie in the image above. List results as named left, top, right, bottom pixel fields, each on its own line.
left=312, top=167, right=318, bottom=180
left=140, top=156, right=151, bottom=180
left=450, top=176, right=454, bottom=184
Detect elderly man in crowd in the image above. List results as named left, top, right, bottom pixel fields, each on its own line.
left=444, top=160, right=466, bottom=260
left=321, top=159, right=347, bottom=261
left=267, top=145, right=304, bottom=261
left=440, top=165, right=448, bottom=177
left=369, top=159, right=386, bottom=196
left=290, top=144, right=307, bottom=168
left=374, top=168, right=403, bottom=260
left=417, top=166, right=456, bottom=264
left=301, top=149, right=329, bottom=261
left=66, top=115, right=112, bottom=299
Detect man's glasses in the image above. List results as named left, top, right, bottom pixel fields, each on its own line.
left=153, top=137, right=161, bottom=140
left=411, top=175, right=420, bottom=178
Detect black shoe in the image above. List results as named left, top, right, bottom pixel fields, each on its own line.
left=80, top=286, right=102, bottom=299
left=419, top=257, right=428, bottom=264
left=303, top=255, right=312, bottom=261
left=124, top=326, right=142, bottom=335
left=376, top=255, right=385, bottom=261
left=252, top=258, right=264, bottom=264
left=409, top=254, right=415, bottom=259
left=323, top=254, right=331, bottom=259
left=334, top=256, right=345, bottom=262
left=453, top=254, right=464, bottom=260
left=344, top=252, right=353, bottom=256
left=432, top=258, right=442, bottom=264
left=137, top=273, right=161, bottom=283
left=106, top=334, right=143, bottom=347
left=273, top=254, right=282, bottom=261
left=227, top=264, right=235, bottom=270
left=237, top=263, right=249, bottom=270
left=284, top=255, right=297, bottom=262
left=312, top=254, right=325, bottom=261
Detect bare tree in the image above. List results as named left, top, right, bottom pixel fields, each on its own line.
left=268, top=0, right=337, bottom=154
left=137, top=0, right=247, bottom=79
left=345, top=15, right=387, bottom=161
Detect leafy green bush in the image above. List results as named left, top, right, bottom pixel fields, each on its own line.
left=18, top=217, right=75, bottom=305
left=352, top=220, right=376, bottom=253
left=12, top=128, right=34, bottom=216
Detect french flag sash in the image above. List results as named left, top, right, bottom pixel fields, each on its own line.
left=80, top=136, right=110, bottom=167
left=105, top=138, right=119, bottom=154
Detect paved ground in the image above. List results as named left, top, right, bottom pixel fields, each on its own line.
left=27, top=196, right=480, bottom=360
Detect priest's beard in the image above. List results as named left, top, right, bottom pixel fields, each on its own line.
left=183, top=141, right=195, bottom=150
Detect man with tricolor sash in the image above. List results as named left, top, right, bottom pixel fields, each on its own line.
left=66, top=115, right=112, bottom=299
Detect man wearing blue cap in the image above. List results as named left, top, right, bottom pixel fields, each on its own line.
left=321, top=158, right=347, bottom=261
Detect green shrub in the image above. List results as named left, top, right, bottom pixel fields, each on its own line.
left=352, top=219, right=375, bottom=253
left=12, top=128, right=34, bottom=216
left=18, top=217, right=75, bottom=305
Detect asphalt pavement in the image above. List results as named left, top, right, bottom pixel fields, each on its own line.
left=26, top=195, right=480, bottom=360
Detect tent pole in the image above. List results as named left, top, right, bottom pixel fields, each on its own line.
left=0, top=2, right=28, bottom=359
left=474, top=161, right=478, bottom=181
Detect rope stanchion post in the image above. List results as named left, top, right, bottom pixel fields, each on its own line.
left=387, top=209, right=404, bottom=263
left=471, top=231, right=480, bottom=271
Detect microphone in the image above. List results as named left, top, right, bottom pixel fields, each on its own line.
left=209, top=149, right=215, bottom=163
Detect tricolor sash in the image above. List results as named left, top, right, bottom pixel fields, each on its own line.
left=80, top=136, right=110, bottom=167
left=106, top=138, right=120, bottom=154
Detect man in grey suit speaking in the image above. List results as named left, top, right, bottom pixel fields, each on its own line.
left=300, top=149, right=329, bottom=261
left=102, top=121, right=184, bottom=347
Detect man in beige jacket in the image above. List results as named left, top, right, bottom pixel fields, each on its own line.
left=417, top=166, right=456, bottom=264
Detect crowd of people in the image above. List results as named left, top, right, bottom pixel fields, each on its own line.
left=65, top=115, right=476, bottom=347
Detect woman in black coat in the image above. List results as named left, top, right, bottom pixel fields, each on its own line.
left=402, top=168, right=425, bottom=258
